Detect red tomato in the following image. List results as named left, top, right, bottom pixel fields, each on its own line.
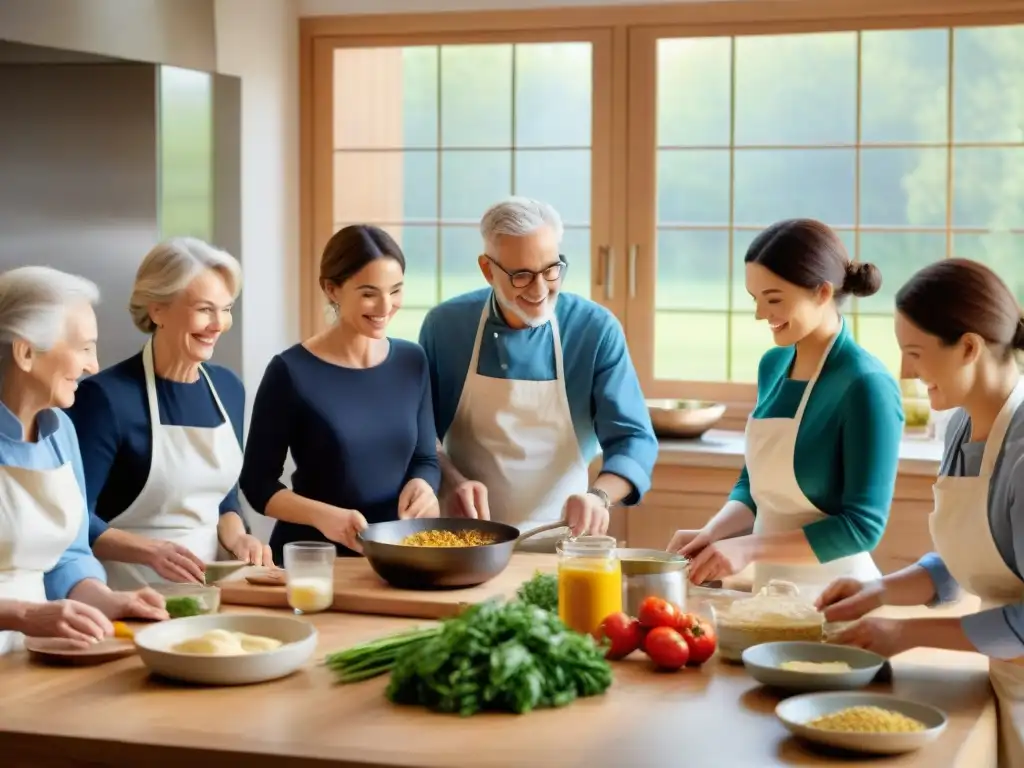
left=643, top=626, right=690, bottom=670
left=596, top=612, right=643, bottom=660
left=678, top=615, right=717, bottom=666
left=637, top=596, right=680, bottom=629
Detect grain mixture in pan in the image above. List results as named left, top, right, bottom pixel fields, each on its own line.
left=400, top=530, right=498, bottom=548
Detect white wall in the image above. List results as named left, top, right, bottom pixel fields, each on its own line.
left=301, top=0, right=743, bottom=13
left=215, top=0, right=300, bottom=542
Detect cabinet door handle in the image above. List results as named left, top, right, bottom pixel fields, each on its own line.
left=603, top=245, right=615, bottom=300
left=628, top=244, right=638, bottom=299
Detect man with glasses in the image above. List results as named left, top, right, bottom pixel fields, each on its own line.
left=418, top=196, right=657, bottom=551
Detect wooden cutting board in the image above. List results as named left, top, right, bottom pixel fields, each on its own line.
left=218, top=553, right=557, bottom=620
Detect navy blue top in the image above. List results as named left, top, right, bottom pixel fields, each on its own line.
left=65, top=352, right=246, bottom=545
left=239, top=340, right=441, bottom=562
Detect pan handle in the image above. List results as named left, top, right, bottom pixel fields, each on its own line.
left=513, top=519, right=571, bottom=549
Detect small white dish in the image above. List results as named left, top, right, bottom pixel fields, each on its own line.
left=133, top=613, right=317, bottom=686
left=743, top=641, right=885, bottom=692
left=776, top=691, right=948, bottom=755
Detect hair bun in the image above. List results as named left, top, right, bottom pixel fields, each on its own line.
left=1013, top=317, right=1024, bottom=351
left=843, top=261, right=882, bottom=298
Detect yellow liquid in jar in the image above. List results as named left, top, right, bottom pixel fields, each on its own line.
left=558, top=559, right=622, bottom=636
left=287, top=577, right=333, bottom=613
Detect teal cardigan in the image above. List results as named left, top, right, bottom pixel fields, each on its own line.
left=728, top=320, right=904, bottom=563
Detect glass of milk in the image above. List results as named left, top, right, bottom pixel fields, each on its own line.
left=284, top=541, right=336, bottom=615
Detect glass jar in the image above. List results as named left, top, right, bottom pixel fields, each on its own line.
left=557, top=535, right=622, bottom=636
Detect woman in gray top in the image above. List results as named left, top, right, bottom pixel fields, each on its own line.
left=816, top=258, right=1024, bottom=766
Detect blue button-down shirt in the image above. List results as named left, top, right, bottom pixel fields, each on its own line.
left=418, top=288, right=657, bottom=504
left=0, top=402, right=106, bottom=599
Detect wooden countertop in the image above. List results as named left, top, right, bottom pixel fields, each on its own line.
left=0, top=606, right=997, bottom=768
left=656, top=429, right=944, bottom=475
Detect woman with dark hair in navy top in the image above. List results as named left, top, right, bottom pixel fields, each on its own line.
left=240, top=225, right=441, bottom=563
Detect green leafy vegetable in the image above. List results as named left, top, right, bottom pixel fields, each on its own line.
left=516, top=570, right=558, bottom=612
left=164, top=596, right=205, bottom=618
left=385, top=599, right=613, bottom=716
left=324, top=626, right=440, bottom=684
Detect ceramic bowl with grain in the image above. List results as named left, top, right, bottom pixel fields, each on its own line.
left=742, top=641, right=885, bottom=692
left=776, top=691, right=947, bottom=755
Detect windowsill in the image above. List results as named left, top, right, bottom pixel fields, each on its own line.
left=656, top=428, right=943, bottom=476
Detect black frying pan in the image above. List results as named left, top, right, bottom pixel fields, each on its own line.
left=357, top=518, right=568, bottom=590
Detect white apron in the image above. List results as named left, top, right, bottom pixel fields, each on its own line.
left=0, top=444, right=85, bottom=655
left=443, top=301, right=587, bottom=553
left=100, top=339, right=243, bottom=589
left=745, top=321, right=881, bottom=600
left=929, top=379, right=1024, bottom=768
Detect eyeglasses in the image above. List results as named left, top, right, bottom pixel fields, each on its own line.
left=485, top=255, right=568, bottom=289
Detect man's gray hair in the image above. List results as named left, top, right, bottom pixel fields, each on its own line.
left=480, top=197, right=564, bottom=259
left=0, top=266, right=99, bottom=365
left=129, top=237, right=242, bottom=333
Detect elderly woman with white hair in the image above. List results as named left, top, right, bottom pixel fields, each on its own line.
left=0, top=266, right=167, bottom=655
left=67, top=238, right=270, bottom=590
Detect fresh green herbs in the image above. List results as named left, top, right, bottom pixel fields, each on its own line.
left=164, top=595, right=205, bottom=619
left=386, top=599, right=612, bottom=716
left=516, top=570, right=558, bottom=613
left=324, top=627, right=440, bottom=684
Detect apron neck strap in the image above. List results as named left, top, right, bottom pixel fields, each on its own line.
left=469, top=297, right=564, bottom=381
left=793, top=317, right=844, bottom=422
left=980, top=378, right=1024, bottom=476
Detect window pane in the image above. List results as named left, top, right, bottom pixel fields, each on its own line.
left=735, top=32, right=857, bottom=146
left=860, top=148, right=947, bottom=228
left=561, top=227, right=591, bottom=294
left=440, top=226, right=484, bottom=300
left=952, top=148, right=1024, bottom=229
left=515, top=43, right=591, bottom=147
left=654, top=311, right=727, bottom=381
left=953, top=232, right=1024, bottom=303
left=441, top=45, right=512, bottom=148
left=730, top=312, right=774, bottom=383
left=733, top=228, right=855, bottom=306
left=856, top=315, right=901, bottom=378
left=856, top=233, right=945, bottom=314
left=159, top=66, right=213, bottom=240
left=388, top=308, right=431, bottom=343
left=657, top=150, right=730, bottom=225
left=334, top=151, right=437, bottom=223
left=333, top=47, right=438, bottom=149
left=440, top=150, right=511, bottom=222
left=953, top=25, right=1024, bottom=143
left=514, top=149, right=591, bottom=224
left=861, top=29, right=948, bottom=144
left=656, top=229, right=729, bottom=311
left=657, top=37, right=731, bottom=146
left=734, top=149, right=856, bottom=226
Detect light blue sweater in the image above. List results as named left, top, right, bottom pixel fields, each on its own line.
left=418, top=289, right=657, bottom=504
left=0, top=403, right=107, bottom=599
left=918, top=404, right=1024, bottom=659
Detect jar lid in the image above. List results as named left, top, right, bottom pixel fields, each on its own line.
left=557, top=534, right=617, bottom=555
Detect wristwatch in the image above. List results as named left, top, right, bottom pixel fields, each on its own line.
left=587, top=486, right=611, bottom=509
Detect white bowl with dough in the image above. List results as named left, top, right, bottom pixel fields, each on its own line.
left=133, top=613, right=318, bottom=685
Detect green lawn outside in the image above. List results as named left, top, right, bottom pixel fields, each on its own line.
left=383, top=274, right=903, bottom=383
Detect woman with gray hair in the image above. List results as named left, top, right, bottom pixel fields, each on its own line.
left=0, top=266, right=167, bottom=655
left=67, top=237, right=270, bottom=590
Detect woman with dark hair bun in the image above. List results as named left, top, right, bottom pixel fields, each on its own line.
left=818, top=258, right=1024, bottom=765
left=240, top=225, right=441, bottom=563
left=668, top=218, right=904, bottom=601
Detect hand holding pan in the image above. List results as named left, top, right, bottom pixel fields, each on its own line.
left=359, top=518, right=572, bottom=590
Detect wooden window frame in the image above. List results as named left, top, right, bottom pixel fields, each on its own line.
left=300, top=0, right=1024, bottom=419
